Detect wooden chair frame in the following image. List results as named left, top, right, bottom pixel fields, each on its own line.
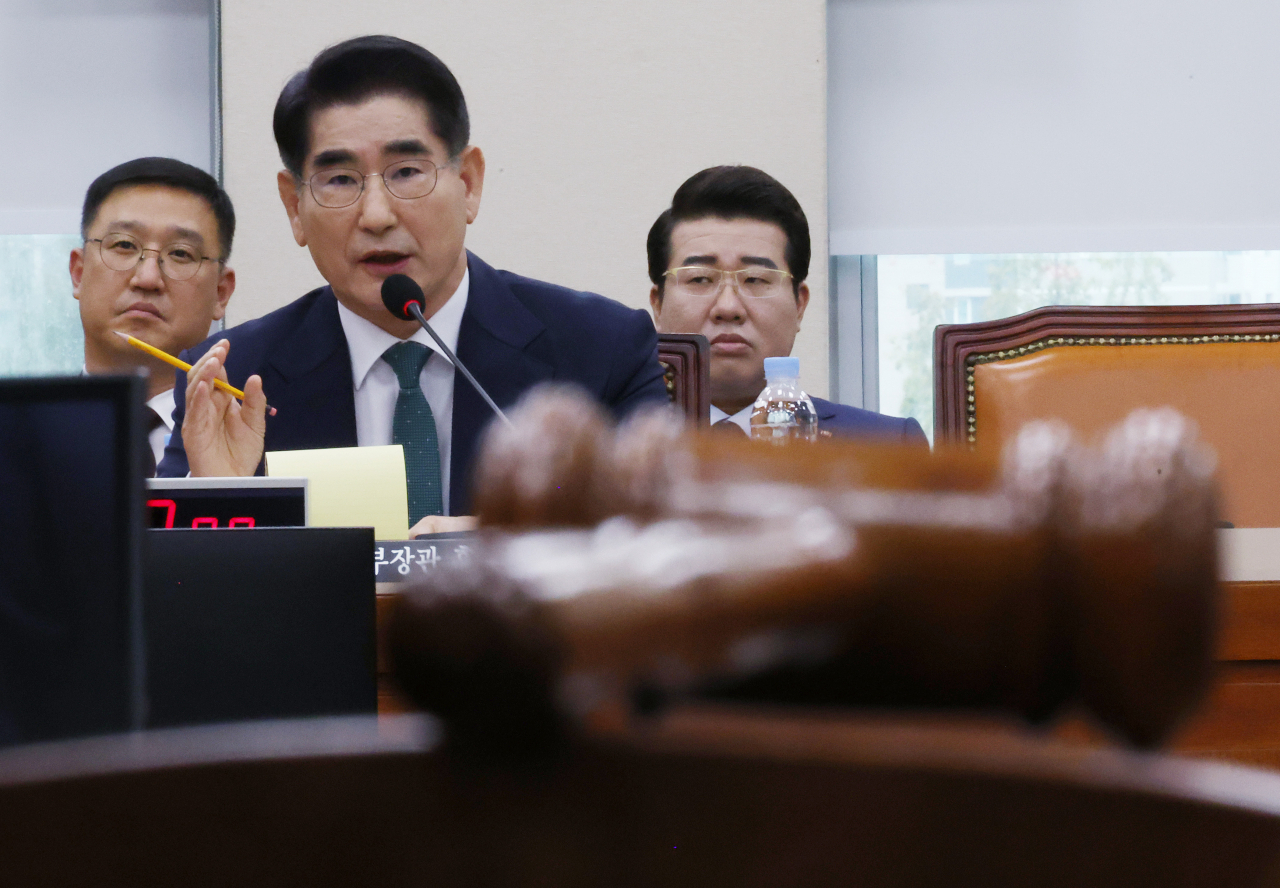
left=933, top=303, right=1280, bottom=445
left=658, top=332, right=710, bottom=427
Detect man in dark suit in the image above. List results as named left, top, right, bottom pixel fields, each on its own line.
left=158, top=36, right=667, bottom=527
left=73, top=158, right=237, bottom=474
left=647, top=166, right=925, bottom=444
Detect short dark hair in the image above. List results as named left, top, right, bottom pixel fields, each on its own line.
left=647, top=166, right=810, bottom=301
left=273, top=35, right=470, bottom=178
left=81, top=157, right=236, bottom=260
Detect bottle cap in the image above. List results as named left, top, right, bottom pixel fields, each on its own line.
left=763, top=356, right=800, bottom=380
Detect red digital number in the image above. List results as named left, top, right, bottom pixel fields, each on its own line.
left=192, top=517, right=218, bottom=529
left=148, top=499, right=177, bottom=529
left=228, top=517, right=256, bottom=528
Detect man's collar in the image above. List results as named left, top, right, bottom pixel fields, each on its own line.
left=710, top=402, right=753, bottom=432
left=84, top=363, right=176, bottom=428
left=338, top=268, right=471, bottom=390
left=147, top=388, right=176, bottom=430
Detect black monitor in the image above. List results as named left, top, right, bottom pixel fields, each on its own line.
left=143, top=527, right=377, bottom=728
left=0, top=375, right=147, bottom=745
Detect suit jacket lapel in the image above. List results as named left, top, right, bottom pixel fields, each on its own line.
left=450, top=253, right=549, bottom=514
left=263, top=287, right=358, bottom=452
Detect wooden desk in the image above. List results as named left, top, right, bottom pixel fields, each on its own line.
left=375, top=589, right=414, bottom=715
left=9, top=710, right=1280, bottom=887
left=1161, top=581, right=1280, bottom=768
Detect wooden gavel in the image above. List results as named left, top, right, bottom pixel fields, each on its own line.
left=390, top=387, right=1219, bottom=754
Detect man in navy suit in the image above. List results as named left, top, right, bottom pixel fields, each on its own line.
left=159, top=36, right=667, bottom=526
left=647, top=166, right=926, bottom=444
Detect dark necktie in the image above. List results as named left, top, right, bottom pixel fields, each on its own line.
left=713, top=417, right=747, bottom=437
left=143, top=406, right=165, bottom=477
left=382, top=341, right=444, bottom=523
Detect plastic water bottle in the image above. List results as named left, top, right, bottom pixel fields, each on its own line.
left=750, top=356, right=818, bottom=443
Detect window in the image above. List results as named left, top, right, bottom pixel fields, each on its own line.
left=835, top=251, right=1280, bottom=442
left=0, top=235, right=83, bottom=377
left=0, top=0, right=217, bottom=378
left=827, top=0, right=1280, bottom=442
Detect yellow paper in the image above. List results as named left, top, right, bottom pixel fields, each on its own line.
left=266, top=445, right=409, bottom=540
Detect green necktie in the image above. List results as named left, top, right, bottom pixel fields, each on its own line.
left=382, top=341, right=444, bottom=523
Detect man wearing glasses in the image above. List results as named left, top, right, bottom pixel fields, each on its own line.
left=159, top=35, right=667, bottom=529
left=71, top=157, right=236, bottom=474
left=648, top=166, right=926, bottom=444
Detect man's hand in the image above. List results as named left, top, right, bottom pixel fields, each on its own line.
left=183, top=340, right=267, bottom=477
left=409, top=515, right=478, bottom=538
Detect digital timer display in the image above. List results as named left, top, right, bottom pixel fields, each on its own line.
left=145, top=483, right=307, bottom=529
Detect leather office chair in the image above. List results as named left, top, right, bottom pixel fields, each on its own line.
left=4, top=712, right=1280, bottom=887
left=658, top=332, right=710, bottom=427
left=935, top=303, right=1280, bottom=527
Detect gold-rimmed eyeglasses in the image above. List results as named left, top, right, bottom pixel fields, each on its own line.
left=663, top=265, right=794, bottom=299
left=87, top=233, right=220, bottom=282
left=307, top=159, right=442, bottom=208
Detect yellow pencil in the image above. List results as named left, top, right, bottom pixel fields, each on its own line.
left=116, top=331, right=278, bottom=416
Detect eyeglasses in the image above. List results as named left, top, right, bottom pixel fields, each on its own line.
left=663, top=265, right=794, bottom=299
left=87, top=233, right=219, bottom=282
left=307, top=159, right=442, bottom=208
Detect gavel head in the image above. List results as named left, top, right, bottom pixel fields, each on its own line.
left=407, top=387, right=1220, bottom=753
left=472, top=385, right=691, bottom=528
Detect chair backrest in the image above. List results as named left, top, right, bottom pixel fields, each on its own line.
left=935, top=303, right=1280, bottom=527
left=5, top=712, right=1280, bottom=887
left=658, top=332, right=710, bottom=427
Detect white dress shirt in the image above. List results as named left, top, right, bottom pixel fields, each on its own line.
left=147, top=388, right=176, bottom=468
left=710, top=403, right=753, bottom=434
left=336, top=270, right=469, bottom=515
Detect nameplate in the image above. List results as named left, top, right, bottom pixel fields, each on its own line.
left=1219, top=528, right=1280, bottom=582
left=375, top=532, right=476, bottom=582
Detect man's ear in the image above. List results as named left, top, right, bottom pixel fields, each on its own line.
left=458, top=145, right=485, bottom=224
left=794, top=281, right=810, bottom=329
left=69, top=247, right=84, bottom=299
left=277, top=170, right=307, bottom=246
left=212, top=266, right=236, bottom=322
left=649, top=284, right=664, bottom=326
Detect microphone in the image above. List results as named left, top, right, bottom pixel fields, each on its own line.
left=381, top=274, right=512, bottom=428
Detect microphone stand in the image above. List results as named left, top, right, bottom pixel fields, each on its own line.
left=406, top=302, right=513, bottom=429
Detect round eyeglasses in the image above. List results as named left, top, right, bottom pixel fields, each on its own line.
left=307, top=159, right=442, bottom=208
left=87, top=233, right=219, bottom=282
left=664, top=265, right=794, bottom=299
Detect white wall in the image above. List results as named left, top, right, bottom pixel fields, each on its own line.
left=220, top=0, right=831, bottom=396
left=0, top=0, right=212, bottom=235
left=829, top=0, right=1280, bottom=256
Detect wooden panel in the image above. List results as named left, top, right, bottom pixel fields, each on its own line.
left=1171, top=664, right=1280, bottom=769
left=376, top=593, right=416, bottom=714
left=1220, top=582, right=1280, bottom=661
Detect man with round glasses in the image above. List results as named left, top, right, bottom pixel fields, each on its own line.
left=648, top=166, right=925, bottom=443
left=71, top=157, right=236, bottom=473
left=158, top=35, right=668, bottom=528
